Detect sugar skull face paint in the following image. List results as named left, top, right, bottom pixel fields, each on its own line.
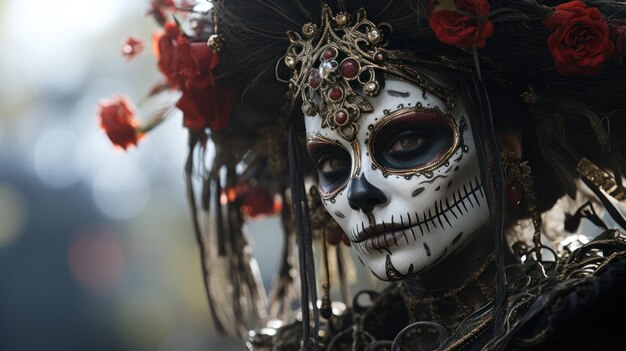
left=305, top=74, right=491, bottom=280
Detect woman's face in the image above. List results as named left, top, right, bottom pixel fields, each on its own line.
left=305, top=74, right=491, bottom=280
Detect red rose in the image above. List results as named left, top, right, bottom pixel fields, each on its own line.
left=98, top=96, right=142, bottom=150
left=429, top=0, right=494, bottom=49
left=174, top=37, right=232, bottom=131
left=177, top=85, right=236, bottom=131
left=153, top=22, right=219, bottom=90
left=175, top=37, right=219, bottom=90
left=545, top=1, right=614, bottom=76
left=152, top=22, right=232, bottom=131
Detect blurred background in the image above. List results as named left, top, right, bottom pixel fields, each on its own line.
left=0, top=0, right=288, bottom=349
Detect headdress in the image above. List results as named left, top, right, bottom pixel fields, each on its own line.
left=281, top=6, right=455, bottom=141
left=97, top=0, right=626, bottom=348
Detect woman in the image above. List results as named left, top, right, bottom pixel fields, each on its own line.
left=100, top=0, right=626, bottom=349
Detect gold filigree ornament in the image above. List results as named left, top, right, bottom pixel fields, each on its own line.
left=577, top=157, right=626, bottom=201
left=280, top=6, right=457, bottom=142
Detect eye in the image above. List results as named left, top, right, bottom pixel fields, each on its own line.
left=319, top=155, right=350, bottom=175
left=387, top=131, right=428, bottom=159
left=307, top=141, right=351, bottom=194
left=372, top=108, right=457, bottom=172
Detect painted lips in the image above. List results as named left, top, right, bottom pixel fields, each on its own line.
left=361, top=228, right=418, bottom=254
left=351, top=219, right=414, bottom=244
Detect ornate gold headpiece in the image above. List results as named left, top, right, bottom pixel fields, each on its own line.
left=281, top=6, right=456, bottom=141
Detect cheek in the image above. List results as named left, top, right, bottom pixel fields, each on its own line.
left=365, top=113, right=472, bottom=205
left=358, top=113, right=483, bottom=234
left=385, top=116, right=479, bottom=210
left=322, top=189, right=352, bottom=227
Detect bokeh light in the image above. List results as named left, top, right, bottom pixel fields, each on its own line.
left=0, top=0, right=241, bottom=349
left=92, top=159, right=151, bottom=220
left=0, top=183, right=27, bottom=247
left=69, top=227, right=126, bottom=294
left=0, top=121, right=4, bottom=147
left=33, top=127, right=83, bottom=188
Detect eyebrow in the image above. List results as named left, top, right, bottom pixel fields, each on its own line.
left=386, top=90, right=410, bottom=98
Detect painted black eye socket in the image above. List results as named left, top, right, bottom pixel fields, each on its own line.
left=372, top=109, right=456, bottom=171
left=307, top=141, right=351, bottom=194
left=386, top=131, right=429, bottom=160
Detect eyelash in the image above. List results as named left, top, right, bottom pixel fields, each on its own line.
left=387, top=132, right=425, bottom=153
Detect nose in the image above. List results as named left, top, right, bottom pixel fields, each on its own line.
left=347, top=173, right=388, bottom=213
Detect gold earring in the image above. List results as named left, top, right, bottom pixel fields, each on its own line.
left=500, top=151, right=542, bottom=260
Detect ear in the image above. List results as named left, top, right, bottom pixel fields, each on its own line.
left=497, top=131, right=522, bottom=158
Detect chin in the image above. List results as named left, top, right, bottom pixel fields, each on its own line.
left=359, top=240, right=450, bottom=281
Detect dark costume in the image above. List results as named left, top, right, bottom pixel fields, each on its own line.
left=248, top=230, right=626, bottom=350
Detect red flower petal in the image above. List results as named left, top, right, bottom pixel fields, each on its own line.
left=98, top=95, right=142, bottom=150
left=152, top=24, right=180, bottom=88
left=177, top=84, right=236, bottom=132
left=240, top=186, right=281, bottom=220
left=555, top=0, right=586, bottom=12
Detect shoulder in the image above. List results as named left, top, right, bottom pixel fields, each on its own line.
left=508, top=230, right=626, bottom=350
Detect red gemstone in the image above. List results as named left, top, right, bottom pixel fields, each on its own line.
left=341, top=233, right=351, bottom=246
left=328, top=86, right=343, bottom=102
left=327, top=229, right=343, bottom=246
left=506, top=184, right=522, bottom=206
left=373, top=51, right=386, bottom=63
left=335, top=111, right=348, bottom=125
left=321, top=47, right=337, bottom=60
left=340, top=58, right=359, bottom=79
left=308, top=69, right=321, bottom=89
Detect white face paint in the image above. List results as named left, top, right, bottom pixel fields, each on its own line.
left=305, top=74, right=491, bottom=280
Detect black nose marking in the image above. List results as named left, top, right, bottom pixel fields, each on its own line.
left=347, top=173, right=387, bottom=213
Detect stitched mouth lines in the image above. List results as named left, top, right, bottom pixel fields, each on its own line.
left=415, top=175, right=484, bottom=235
left=351, top=175, right=483, bottom=252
